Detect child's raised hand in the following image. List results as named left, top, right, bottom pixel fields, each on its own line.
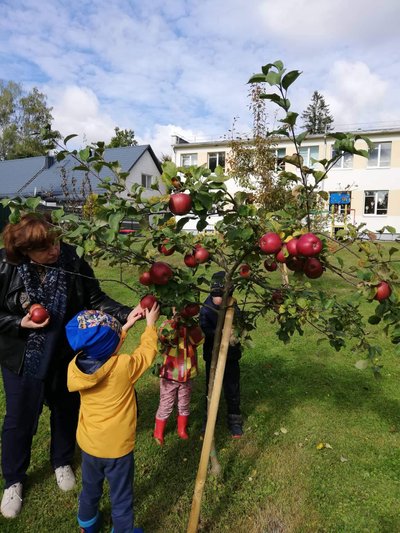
left=145, top=302, right=160, bottom=326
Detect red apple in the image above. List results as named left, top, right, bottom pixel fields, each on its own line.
left=297, top=233, right=323, bottom=257
left=275, top=246, right=288, bottom=263
left=194, top=246, right=210, bottom=264
left=374, top=281, right=392, bottom=302
left=169, top=193, right=192, bottom=215
left=264, top=260, right=278, bottom=272
left=29, top=304, right=49, bottom=324
left=259, top=232, right=282, bottom=254
left=239, top=264, right=251, bottom=278
left=271, top=290, right=284, bottom=305
left=286, top=256, right=305, bottom=272
left=158, top=239, right=176, bottom=256
left=139, top=271, right=153, bottom=286
left=140, top=294, right=158, bottom=311
left=303, top=257, right=323, bottom=279
left=286, top=237, right=299, bottom=256
left=149, top=262, right=173, bottom=285
left=180, top=303, right=200, bottom=318
left=184, top=254, right=197, bottom=268
left=171, top=177, right=182, bottom=189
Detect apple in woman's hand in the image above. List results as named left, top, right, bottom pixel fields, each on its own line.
left=29, top=304, right=50, bottom=324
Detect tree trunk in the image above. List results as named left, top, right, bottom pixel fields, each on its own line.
left=187, top=297, right=235, bottom=533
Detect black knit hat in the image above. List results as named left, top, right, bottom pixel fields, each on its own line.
left=210, top=271, right=233, bottom=296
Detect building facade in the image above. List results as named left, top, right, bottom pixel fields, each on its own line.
left=172, top=129, right=400, bottom=236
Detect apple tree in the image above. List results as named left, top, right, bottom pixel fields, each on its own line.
left=1, top=60, right=399, bottom=532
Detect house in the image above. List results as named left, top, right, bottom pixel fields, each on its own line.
left=0, top=145, right=163, bottom=228
left=171, top=128, right=400, bottom=237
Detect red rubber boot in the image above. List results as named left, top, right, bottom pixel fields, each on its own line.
left=177, top=415, right=189, bottom=439
left=153, top=418, right=167, bottom=445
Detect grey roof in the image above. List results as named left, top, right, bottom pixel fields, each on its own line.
left=0, top=145, right=162, bottom=199
left=0, top=156, right=47, bottom=196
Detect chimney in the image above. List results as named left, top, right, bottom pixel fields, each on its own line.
left=44, top=155, right=55, bottom=169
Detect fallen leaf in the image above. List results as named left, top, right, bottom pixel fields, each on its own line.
left=340, top=456, right=348, bottom=462
left=280, top=427, right=288, bottom=434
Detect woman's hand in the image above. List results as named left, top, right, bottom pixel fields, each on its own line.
left=20, top=313, right=50, bottom=329
left=127, top=304, right=145, bottom=323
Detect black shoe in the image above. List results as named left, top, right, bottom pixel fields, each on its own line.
left=227, top=414, right=243, bottom=438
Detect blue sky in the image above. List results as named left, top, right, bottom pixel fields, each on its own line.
left=1, top=0, right=399, bottom=157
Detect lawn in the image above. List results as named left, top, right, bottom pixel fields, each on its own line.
left=0, top=247, right=399, bottom=533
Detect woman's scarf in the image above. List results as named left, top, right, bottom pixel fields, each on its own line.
left=17, top=248, right=68, bottom=379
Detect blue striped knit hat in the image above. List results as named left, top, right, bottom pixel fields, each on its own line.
left=66, top=310, right=122, bottom=360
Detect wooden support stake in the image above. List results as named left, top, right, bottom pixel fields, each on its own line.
left=186, top=297, right=235, bottom=533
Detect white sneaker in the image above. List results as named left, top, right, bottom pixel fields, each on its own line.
left=54, top=465, right=76, bottom=491
left=1, top=482, right=23, bottom=518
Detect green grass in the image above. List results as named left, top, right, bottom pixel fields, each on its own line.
left=1, top=249, right=400, bottom=533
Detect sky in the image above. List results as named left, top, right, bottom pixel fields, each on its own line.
left=1, top=0, right=399, bottom=158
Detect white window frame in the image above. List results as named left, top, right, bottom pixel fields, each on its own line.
left=367, top=142, right=391, bottom=168
left=331, top=148, right=353, bottom=169
left=181, top=153, right=198, bottom=167
left=275, top=148, right=286, bottom=171
left=364, top=190, right=388, bottom=215
left=208, top=151, right=226, bottom=172
left=141, top=174, right=153, bottom=189
left=299, top=145, right=319, bottom=167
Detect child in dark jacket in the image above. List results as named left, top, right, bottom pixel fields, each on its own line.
left=200, top=272, right=243, bottom=437
left=66, top=303, right=159, bottom=533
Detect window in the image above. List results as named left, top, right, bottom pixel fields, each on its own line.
left=332, top=148, right=353, bottom=169
left=364, top=190, right=388, bottom=215
left=299, top=145, right=319, bottom=167
left=181, top=153, right=198, bottom=167
left=368, top=142, right=391, bottom=167
left=141, top=174, right=153, bottom=188
left=275, top=148, right=286, bottom=171
left=208, top=152, right=225, bottom=172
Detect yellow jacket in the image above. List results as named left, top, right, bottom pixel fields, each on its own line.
left=67, top=325, right=158, bottom=458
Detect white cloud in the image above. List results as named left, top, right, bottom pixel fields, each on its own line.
left=323, top=61, right=390, bottom=128
left=47, top=85, right=115, bottom=146
left=138, top=124, right=208, bottom=160
left=0, top=0, right=399, bottom=154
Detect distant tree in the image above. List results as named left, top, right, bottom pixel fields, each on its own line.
left=161, top=153, right=172, bottom=163
left=227, top=84, right=294, bottom=211
left=301, top=90, right=334, bottom=134
left=106, top=127, right=137, bottom=148
left=0, top=81, right=54, bottom=160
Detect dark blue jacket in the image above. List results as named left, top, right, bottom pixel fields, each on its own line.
left=200, top=295, right=242, bottom=362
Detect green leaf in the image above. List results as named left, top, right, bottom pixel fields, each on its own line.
left=265, top=71, right=282, bottom=86
left=196, top=218, right=208, bottom=232
left=273, top=60, right=284, bottom=71
left=248, top=73, right=267, bottom=84
left=259, top=93, right=288, bottom=110
left=261, top=63, right=274, bottom=75
left=368, top=315, right=381, bottom=325
left=79, top=147, right=91, bottom=161
left=64, top=134, right=78, bottom=144
left=385, top=226, right=397, bottom=235
left=279, top=112, right=298, bottom=126
left=25, top=197, right=42, bottom=210
left=281, top=70, right=301, bottom=90
left=295, top=131, right=308, bottom=145
left=108, top=212, right=124, bottom=233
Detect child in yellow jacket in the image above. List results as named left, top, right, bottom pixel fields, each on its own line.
left=66, top=303, right=159, bottom=533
